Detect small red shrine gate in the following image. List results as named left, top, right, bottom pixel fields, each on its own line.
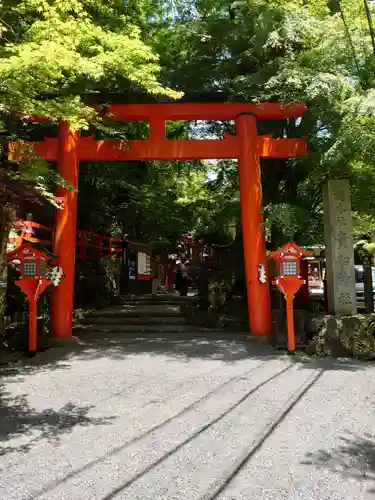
left=10, top=102, right=307, bottom=339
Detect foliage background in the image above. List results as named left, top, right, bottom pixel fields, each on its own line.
left=1, top=0, right=375, bottom=326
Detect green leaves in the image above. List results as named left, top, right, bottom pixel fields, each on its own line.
left=2, top=0, right=375, bottom=249
left=0, top=0, right=182, bottom=213
left=149, top=0, right=375, bottom=246
left=0, top=1, right=180, bottom=126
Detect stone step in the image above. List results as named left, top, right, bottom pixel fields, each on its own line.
left=119, top=294, right=192, bottom=305
left=73, top=330, right=246, bottom=341
left=120, top=301, right=189, bottom=307
left=82, top=315, right=188, bottom=325
left=88, top=304, right=182, bottom=318
left=74, top=323, right=237, bottom=335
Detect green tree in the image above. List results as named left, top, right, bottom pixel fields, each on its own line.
left=0, top=0, right=179, bottom=333
left=4, top=0, right=375, bottom=324
left=151, top=0, right=375, bottom=247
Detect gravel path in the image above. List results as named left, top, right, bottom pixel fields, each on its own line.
left=0, top=335, right=374, bottom=499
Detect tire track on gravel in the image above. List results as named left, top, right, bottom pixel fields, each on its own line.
left=201, top=368, right=324, bottom=500
left=98, top=363, right=294, bottom=500
left=27, top=359, right=271, bottom=500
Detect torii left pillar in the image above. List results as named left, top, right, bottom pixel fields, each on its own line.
left=236, top=113, right=272, bottom=336
left=51, top=121, right=79, bottom=338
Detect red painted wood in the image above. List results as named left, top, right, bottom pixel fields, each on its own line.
left=51, top=122, right=79, bottom=339
left=9, top=101, right=307, bottom=340
left=9, top=136, right=306, bottom=162
left=20, top=102, right=306, bottom=123
left=107, top=102, right=307, bottom=121
left=18, top=279, right=50, bottom=351
left=270, top=242, right=313, bottom=351
left=29, top=300, right=37, bottom=352
left=236, top=113, right=271, bottom=336
left=137, top=274, right=153, bottom=281
left=11, top=221, right=124, bottom=262
left=257, top=137, right=307, bottom=158
left=77, top=136, right=306, bottom=161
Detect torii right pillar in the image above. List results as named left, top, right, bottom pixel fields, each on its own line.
left=236, top=113, right=272, bottom=336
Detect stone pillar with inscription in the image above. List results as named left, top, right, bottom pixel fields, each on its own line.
left=323, top=179, right=356, bottom=315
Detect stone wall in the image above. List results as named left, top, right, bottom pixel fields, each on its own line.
left=305, top=314, right=375, bottom=359
left=273, top=309, right=375, bottom=359
left=272, top=309, right=375, bottom=359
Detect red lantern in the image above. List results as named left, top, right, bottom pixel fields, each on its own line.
left=7, top=241, right=63, bottom=354
left=270, top=242, right=312, bottom=352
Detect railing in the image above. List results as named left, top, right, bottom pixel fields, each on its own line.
left=9, top=220, right=123, bottom=261
left=77, top=230, right=123, bottom=261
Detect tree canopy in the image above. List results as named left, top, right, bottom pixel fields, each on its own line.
left=2, top=0, right=375, bottom=249
left=0, top=0, right=179, bottom=224
left=149, top=0, right=375, bottom=245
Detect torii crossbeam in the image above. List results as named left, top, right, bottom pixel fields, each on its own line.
left=10, top=101, right=307, bottom=339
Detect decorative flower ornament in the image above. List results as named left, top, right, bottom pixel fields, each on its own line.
left=45, top=266, right=64, bottom=286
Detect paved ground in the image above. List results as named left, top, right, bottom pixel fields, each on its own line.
left=1, top=334, right=375, bottom=500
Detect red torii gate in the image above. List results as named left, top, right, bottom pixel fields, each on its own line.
left=10, top=102, right=307, bottom=339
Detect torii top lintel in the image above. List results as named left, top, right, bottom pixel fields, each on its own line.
left=11, top=102, right=307, bottom=162
left=106, top=102, right=307, bottom=121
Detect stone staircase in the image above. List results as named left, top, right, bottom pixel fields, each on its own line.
left=74, top=294, right=245, bottom=340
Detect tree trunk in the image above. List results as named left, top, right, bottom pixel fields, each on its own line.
left=363, top=256, right=374, bottom=313
left=0, top=204, right=13, bottom=342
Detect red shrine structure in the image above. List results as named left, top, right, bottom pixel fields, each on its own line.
left=10, top=101, right=307, bottom=339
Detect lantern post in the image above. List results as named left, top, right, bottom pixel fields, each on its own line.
left=270, top=242, right=312, bottom=352
left=7, top=241, right=64, bottom=355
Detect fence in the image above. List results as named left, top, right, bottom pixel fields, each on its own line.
left=9, top=220, right=124, bottom=261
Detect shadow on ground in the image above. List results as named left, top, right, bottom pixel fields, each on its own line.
left=0, top=335, right=279, bottom=457
left=0, top=387, right=115, bottom=457
left=0, top=330, right=370, bottom=499
left=0, top=330, right=370, bottom=381
left=302, top=432, right=375, bottom=493
left=9, top=361, right=325, bottom=500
